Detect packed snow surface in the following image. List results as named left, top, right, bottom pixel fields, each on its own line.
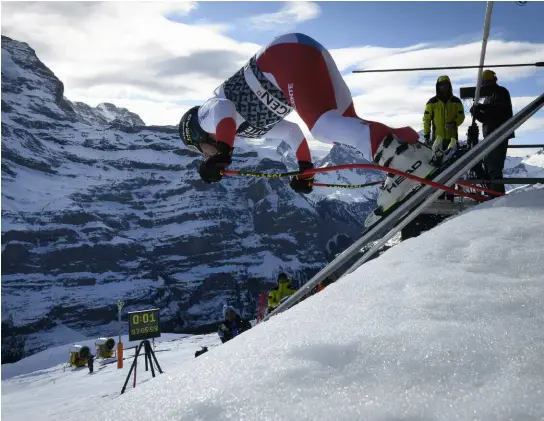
left=2, top=186, right=544, bottom=421
left=1, top=333, right=222, bottom=420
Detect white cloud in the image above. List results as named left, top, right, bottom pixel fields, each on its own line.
left=333, top=39, right=544, bottom=139
left=1, top=1, right=261, bottom=125
left=1, top=2, right=542, bottom=148
left=329, top=44, right=430, bottom=73
left=248, top=1, right=321, bottom=31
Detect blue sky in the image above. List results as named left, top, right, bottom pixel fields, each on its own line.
left=3, top=1, right=543, bottom=152
left=182, top=1, right=544, bottom=47
left=179, top=1, right=543, bottom=94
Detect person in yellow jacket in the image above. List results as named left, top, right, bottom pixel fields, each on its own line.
left=423, top=75, right=465, bottom=145
left=267, top=273, right=297, bottom=312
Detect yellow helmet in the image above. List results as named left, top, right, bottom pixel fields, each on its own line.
left=482, top=69, right=497, bottom=82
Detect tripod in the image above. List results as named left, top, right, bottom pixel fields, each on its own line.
left=120, top=339, right=163, bottom=394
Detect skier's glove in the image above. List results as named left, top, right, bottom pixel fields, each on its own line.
left=423, top=133, right=431, bottom=145
left=289, top=161, right=314, bottom=194
left=218, top=324, right=228, bottom=337
left=470, top=104, right=486, bottom=122
left=199, top=142, right=233, bottom=184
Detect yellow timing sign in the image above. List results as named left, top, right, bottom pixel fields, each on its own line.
left=128, top=308, right=161, bottom=342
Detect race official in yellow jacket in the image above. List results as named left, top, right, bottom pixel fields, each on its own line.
left=423, top=75, right=465, bottom=144
left=267, top=273, right=297, bottom=311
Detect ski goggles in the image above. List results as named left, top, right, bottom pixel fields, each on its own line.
left=181, top=118, right=204, bottom=154
left=186, top=135, right=218, bottom=156
left=185, top=140, right=204, bottom=155
left=183, top=123, right=217, bottom=155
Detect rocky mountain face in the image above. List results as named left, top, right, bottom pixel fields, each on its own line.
left=503, top=150, right=544, bottom=189
left=1, top=36, right=381, bottom=362
left=69, top=101, right=145, bottom=127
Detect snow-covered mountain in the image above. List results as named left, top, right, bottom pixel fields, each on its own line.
left=69, top=101, right=145, bottom=127
left=1, top=36, right=379, bottom=362
left=504, top=149, right=544, bottom=190
left=2, top=186, right=543, bottom=421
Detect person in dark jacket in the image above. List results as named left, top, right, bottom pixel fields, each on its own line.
left=87, top=354, right=95, bottom=374
left=471, top=69, right=515, bottom=194
left=218, top=305, right=252, bottom=344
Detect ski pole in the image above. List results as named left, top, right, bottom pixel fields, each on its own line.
left=220, top=169, right=385, bottom=188
left=221, top=169, right=300, bottom=178
left=312, top=181, right=384, bottom=189
left=220, top=167, right=501, bottom=196
left=223, top=165, right=502, bottom=198
left=223, top=164, right=496, bottom=201
left=474, top=1, right=494, bottom=104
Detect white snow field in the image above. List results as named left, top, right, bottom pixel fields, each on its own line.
left=3, top=185, right=544, bottom=421
left=1, top=333, right=222, bottom=420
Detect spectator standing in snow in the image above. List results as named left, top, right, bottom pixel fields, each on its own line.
left=267, top=273, right=297, bottom=313
left=87, top=354, right=94, bottom=374
left=218, top=305, right=252, bottom=344
left=471, top=69, right=514, bottom=195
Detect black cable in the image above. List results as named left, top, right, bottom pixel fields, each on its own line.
left=353, top=62, right=543, bottom=74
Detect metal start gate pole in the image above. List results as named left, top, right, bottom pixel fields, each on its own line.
left=464, top=178, right=544, bottom=185
left=262, top=92, right=544, bottom=322
left=507, top=144, right=544, bottom=148
left=117, top=300, right=124, bottom=369
left=474, top=1, right=494, bottom=104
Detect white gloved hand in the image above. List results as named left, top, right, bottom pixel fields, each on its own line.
left=430, top=137, right=457, bottom=166
left=218, top=324, right=228, bottom=337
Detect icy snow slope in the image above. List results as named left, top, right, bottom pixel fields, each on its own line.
left=1, top=333, right=222, bottom=421
left=54, top=185, right=542, bottom=421
left=1, top=333, right=195, bottom=381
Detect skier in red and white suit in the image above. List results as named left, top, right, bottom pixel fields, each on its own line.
left=179, top=33, right=440, bottom=218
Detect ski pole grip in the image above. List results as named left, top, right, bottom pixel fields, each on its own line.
left=536, top=62, right=544, bottom=67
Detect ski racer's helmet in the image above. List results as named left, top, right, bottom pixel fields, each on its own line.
left=179, top=106, right=215, bottom=154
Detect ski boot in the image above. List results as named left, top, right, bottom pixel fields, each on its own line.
left=364, top=134, right=439, bottom=228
